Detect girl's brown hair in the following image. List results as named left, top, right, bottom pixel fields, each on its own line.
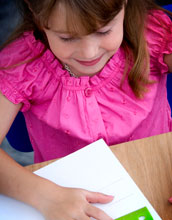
left=1, top=0, right=171, bottom=97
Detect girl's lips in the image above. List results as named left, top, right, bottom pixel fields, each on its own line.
left=75, top=54, right=104, bottom=66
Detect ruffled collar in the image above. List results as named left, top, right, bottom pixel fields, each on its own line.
left=24, top=31, right=126, bottom=88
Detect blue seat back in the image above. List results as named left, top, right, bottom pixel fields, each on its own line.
left=163, top=4, right=172, bottom=115
left=6, top=112, right=33, bottom=152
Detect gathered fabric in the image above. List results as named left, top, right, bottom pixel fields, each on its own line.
left=0, top=10, right=172, bottom=162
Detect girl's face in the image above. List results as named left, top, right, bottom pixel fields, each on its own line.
left=44, top=3, right=125, bottom=77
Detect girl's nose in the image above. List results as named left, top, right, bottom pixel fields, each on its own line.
left=79, top=37, right=99, bottom=59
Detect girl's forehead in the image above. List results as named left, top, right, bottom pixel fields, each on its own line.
left=47, top=3, right=67, bottom=31
left=47, top=2, right=87, bottom=35
left=46, top=0, right=124, bottom=36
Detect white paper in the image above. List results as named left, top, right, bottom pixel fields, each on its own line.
left=0, top=139, right=161, bottom=219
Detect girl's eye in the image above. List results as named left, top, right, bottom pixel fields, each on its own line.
left=59, top=29, right=112, bottom=42
left=59, top=37, right=78, bottom=42
left=96, top=29, right=112, bottom=36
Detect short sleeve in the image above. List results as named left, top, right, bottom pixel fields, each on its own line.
left=0, top=32, right=49, bottom=112
left=146, top=10, right=172, bottom=74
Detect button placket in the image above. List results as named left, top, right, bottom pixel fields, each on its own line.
left=84, top=87, right=92, bottom=97
left=84, top=89, right=106, bottom=141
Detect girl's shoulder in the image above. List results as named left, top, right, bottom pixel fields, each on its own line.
left=146, top=9, right=172, bottom=43
left=0, top=31, right=45, bottom=68
left=0, top=32, right=63, bottom=112
left=147, top=9, right=171, bottom=25
left=146, top=9, right=172, bottom=74
left=146, top=9, right=172, bottom=38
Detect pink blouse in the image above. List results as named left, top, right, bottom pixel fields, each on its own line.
left=0, top=10, right=172, bottom=162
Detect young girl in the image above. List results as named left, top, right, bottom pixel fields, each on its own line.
left=0, top=0, right=172, bottom=219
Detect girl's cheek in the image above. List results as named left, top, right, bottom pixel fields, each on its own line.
left=105, top=31, right=123, bottom=50
left=101, top=37, right=121, bottom=51
left=53, top=45, right=74, bottom=59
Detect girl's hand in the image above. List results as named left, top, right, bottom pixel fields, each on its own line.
left=36, top=180, right=114, bottom=220
left=0, top=149, right=113, bottom=220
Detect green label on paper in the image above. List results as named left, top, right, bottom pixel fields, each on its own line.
left=115, top=207, right=154, bottom=220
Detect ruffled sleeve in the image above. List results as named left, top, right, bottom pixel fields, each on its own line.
left=146, top=10, right=172, bottom=74
left=0, top=32, right=60, bottom=112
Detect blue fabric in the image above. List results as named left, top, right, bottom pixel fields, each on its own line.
left=6, top=112, right=33, bottom=152
left=163, top=4, right=172, bottom=11
left=163, top=4, right=172, bottom=115
left=167, top=74, right=172, bottom=114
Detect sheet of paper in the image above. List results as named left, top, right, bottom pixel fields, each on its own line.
left=0, top=139, right=161, bottom=219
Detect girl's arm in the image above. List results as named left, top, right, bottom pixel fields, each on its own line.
left=164, top=54, right=172, bottom=203
left=0, top=149, right=114, bottom=220
left=0, top=91, right=22, bottom=144
left=0, top=92, right=113, bottom=220
left=164, top=53, right=172, bottom=73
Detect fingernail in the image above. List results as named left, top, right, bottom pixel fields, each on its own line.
left=168, top=197, right=172, bottom=203
left=108, top=195, right=114, bottom=198
left=104, top=194, right=114, bottom=198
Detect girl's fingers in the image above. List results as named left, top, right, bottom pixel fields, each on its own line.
left=86, top=204, right=113, bottom=220
left=76, top=214, right=91, bottom=220
left=85, top=191, right=114, bottom=204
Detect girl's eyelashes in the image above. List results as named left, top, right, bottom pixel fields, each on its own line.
left=59, top=29, right=112, bottom=42
left=96, top=29, right=112, bottom=36
left=59, top=37, right=78, bottom=42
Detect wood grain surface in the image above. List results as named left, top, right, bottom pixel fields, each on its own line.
left=26, top=132, right=172, bottom=220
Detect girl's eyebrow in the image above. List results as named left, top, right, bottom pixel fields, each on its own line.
left=51, top=20, right=114, bottom=35
left=52, top=29, right=70, bottom=34
left=53, top=26, right=111, bottom=34
left=52, top=29, right=79, bottom=36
